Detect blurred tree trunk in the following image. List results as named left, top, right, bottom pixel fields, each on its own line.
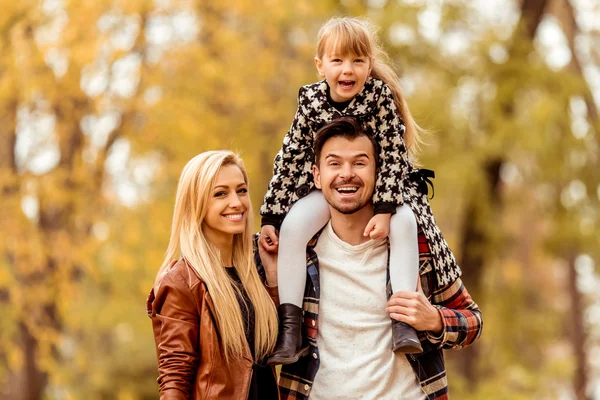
left=566, top=252, right=590, bottom=400
left=454, top=0, right=549, bottom=385
left=550, top=0, right=598, bottom=397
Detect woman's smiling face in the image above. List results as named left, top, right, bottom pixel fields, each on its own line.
left=201, top=164, right=250, bottom=245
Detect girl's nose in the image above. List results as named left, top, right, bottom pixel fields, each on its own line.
left=342, top=61, right=353, bottom=73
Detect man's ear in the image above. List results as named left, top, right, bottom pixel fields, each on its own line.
left=314, top=57, right=325, bottom=78
left=312, top=164, right=322, bottom=189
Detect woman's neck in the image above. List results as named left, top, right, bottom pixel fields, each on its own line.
left=201, top=227, right=235, bottom=266
left=218, top=241, right=234, bottom=267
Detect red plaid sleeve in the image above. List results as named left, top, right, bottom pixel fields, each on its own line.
left=425, top=278, right=483, bottom=349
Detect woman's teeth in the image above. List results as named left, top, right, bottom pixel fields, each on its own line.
left=224, top=213, right=243, bottom=221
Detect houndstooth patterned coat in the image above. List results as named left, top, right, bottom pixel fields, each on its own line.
left=260, top=77, right=462, bottom=286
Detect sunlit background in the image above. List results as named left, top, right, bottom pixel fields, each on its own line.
left=1, top=0, right=599, bottom=399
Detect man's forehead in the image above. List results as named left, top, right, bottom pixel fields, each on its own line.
left=321, top=136, right=375, bottom=157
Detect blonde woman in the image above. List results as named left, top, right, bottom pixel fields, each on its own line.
left=147, top=151, right=280, bottom=400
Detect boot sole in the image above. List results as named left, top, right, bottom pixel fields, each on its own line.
left=393, top=340, right=423, bottom=354
left=267, top=345, right=310, bottom=366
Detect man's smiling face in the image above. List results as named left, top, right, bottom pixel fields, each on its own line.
left=312, top=135, right=376, bottom=215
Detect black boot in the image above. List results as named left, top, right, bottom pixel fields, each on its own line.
left=267, top=303, right=309, bottom=365
left=392, top=320, right=423, bottom=353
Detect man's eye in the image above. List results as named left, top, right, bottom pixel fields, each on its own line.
left=329, top=162, right=340, bottom=167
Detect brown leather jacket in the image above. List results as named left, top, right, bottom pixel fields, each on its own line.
left=146, top=259, right=279, bottom=400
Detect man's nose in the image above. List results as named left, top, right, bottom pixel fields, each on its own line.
left=338, top=163, right=355, bottom=178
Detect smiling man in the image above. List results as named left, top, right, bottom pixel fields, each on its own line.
left=262, top=117, right=483, bottom=400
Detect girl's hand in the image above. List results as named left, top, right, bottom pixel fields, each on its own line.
left=258, top=237, right=278, bottom=287
left=260, top=225, right=279, bottom=252
left=364, top=213, right=391, bottom=239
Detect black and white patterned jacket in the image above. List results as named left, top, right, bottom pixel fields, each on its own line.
left=260, top=77, right=462, bottom=285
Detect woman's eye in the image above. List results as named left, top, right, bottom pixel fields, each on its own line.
left=214, top=191, right=227, bottom=197
left=237, top=188, right=248, bottom=194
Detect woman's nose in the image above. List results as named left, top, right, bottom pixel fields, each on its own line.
left=229, top=193, right=243, bottom=208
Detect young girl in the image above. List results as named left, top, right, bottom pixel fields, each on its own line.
left=260, top=17, right=462, bottom=364
left=148, top=151, right=280, bottom=399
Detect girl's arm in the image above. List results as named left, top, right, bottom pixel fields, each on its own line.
left=151, top=269, right=201, bottom=399
left=260, top=89, right=314, bottom=230
left=372, top=84, right=411, bottom=214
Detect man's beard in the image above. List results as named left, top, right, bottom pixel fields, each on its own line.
left=327, top=177, right=369, bottom=215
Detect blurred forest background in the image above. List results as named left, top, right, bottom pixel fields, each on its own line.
left=0, top=0, right=599, bottom=399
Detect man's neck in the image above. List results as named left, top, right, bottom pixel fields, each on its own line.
left=329, top=203, right=374, bottom=246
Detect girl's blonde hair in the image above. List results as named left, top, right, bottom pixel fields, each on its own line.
left=155, top=151, right=278, bottom=363
left=316, top=17, right=424, bottom=163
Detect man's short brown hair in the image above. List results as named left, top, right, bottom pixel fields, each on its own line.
left=313, top=117, right=379, bottom=166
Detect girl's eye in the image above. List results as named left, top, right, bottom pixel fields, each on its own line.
left=332, top=59, right=342, bottom=63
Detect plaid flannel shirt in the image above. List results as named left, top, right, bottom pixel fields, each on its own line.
left=256, top=229, right=483, bottom=400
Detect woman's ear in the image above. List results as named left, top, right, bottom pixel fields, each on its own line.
left=314, top=57, right=325, bottom=77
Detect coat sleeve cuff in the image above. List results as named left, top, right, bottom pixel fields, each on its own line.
left=425, top=306, right=449, bottom=346
left=261, top=214, right=284, bottom=230
left=373, top=202, right=397, bottom=215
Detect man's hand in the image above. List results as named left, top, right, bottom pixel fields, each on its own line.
left=258, top=235, right=278, bottom=287
left=364, top=213, right=391, bottom=239
left=260, top=224, right=279, bottom=252
left=386, top=281, right=443, bottom=335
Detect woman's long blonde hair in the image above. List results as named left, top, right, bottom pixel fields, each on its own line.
left=155, top=151, right=278, bottom=363
left=316, top=17, right=425, bottom=163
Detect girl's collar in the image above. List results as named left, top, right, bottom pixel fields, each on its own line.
left=299, top=77, right=384, bottom=123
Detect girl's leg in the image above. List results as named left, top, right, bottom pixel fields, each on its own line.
left=388, top=204, right=423, bottom=353
left=389, top=204, right=419, bottom=293
left=268, top=190, right=330, bottom=365
left=278, top=190, right=331, bottom=305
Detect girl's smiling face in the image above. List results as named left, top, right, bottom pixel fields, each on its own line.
left=315, top=51, right=371, bottom=103
left=201, top=164, right=250, bottom=245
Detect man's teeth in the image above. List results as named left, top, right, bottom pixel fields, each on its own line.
left=336, top=187, right=358, bottom=193
left=224, top=214, right=243, bottom=220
